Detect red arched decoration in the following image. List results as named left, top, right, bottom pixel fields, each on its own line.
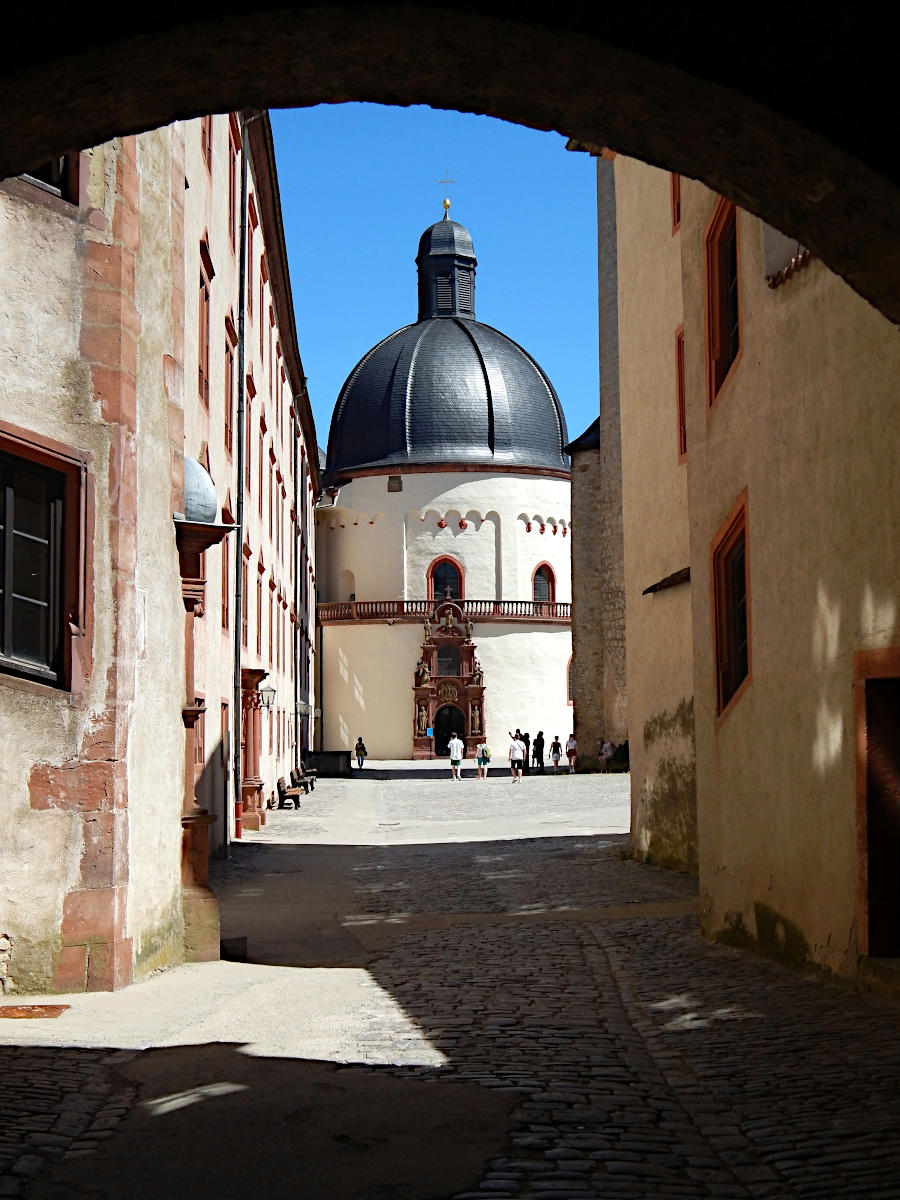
left=427, top=554, right=465, bottom=601
left=532, top=562, right=556, bottom=605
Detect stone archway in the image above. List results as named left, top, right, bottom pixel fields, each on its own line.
left=434, top=705, right=466, bottom=757
left=1, top=8, right=898, bottom=324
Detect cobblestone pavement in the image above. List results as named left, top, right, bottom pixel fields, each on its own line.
left=3, top=768, right=900, bottom=1198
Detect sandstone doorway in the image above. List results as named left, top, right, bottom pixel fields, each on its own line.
left=434, top=705, right=465, bottom=757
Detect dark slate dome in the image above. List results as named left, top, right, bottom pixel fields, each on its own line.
left=325, top=212, right=569, bottom=480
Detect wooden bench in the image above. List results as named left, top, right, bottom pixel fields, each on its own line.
left=276, top=776, right=305, bottom=809
left=292, top=764, right=317, bottom=793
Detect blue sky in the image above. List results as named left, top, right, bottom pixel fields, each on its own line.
left=270, top=104, right=599, bottom=452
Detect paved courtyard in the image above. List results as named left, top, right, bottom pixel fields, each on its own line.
left=2, top=766, right=900, bottom=1198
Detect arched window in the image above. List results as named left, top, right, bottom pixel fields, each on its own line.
left=437, top=643, right=461, bottom=677
left=428, top=556, right=463, bottom=601
left=532, top=564, right=555, bottom=605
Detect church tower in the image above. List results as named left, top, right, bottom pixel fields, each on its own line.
left=318, top=212, right=573, bottom=759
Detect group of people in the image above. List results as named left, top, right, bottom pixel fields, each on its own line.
left=506, top=730, right=578, bottom=780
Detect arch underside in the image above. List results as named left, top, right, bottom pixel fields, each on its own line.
left=0, top=7, right=897, bottom=325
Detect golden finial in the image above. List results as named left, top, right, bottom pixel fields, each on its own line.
left=438, top=171, right=456, bottom=219
left=442, top=196, right=451, bottom=219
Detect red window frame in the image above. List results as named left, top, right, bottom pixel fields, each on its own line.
left=711, top=489, right=751, bottom=717
left=256, top=575, right=263, bottom=655
left=228, top=114, right=240, bottom=254
left=221, top=543, right=230, bottom=630
left=532, top=562, right=556, bottom=605
left=675, top=325, right=687, bottom=462
left=200, top=116, right=213, bottom=173
left=427, top=555, right=465, bottom=601
left=198, top=241, right=214, bottom=408
left=241, top=555, right=249, bottom=649
left=671, top=172, right=681, bottom=234
left=224, top=315, right=237, bottom=457
left=705, top=197, right=742, bottom=409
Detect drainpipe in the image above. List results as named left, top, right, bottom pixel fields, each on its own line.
left=230, top=116, right=250, bottom=855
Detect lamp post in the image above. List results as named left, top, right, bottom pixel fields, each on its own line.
left=259, top=683, right=276, bottom=711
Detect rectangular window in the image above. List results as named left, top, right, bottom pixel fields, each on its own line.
left=671, top=173, right=681, bottom=234
left=268, top=460, right=274, bottom=539
left=268, top=590, right=274, bottom=665
left=241, top=559, right=249, bottom=648
left=21, top=154, right=81, bottom=205
left=258, top=431, right=264, bottom=518
left=256, top=577, right=263, bottom=654
left=244, top=389, right=253, bottom=494
left=259, top=258, right=267, bottom=358
left=0, top=451, right=66, bottom=685
left=194, top=697, right=206, bottom=768
left=675, top=326, right=687, bottom=461
left=228, top=114, right=240, bottom=254
left=269, top=708, right=273, bottom=756
left=712, top=491, right=750, bottom=715
left=221, top=701, right=229, bottom=767
left=200, top=116, right=213, bottom=172
left=224, top=335, right=235, bottom=457
left=221, top=544, right=230, bottom=630
left=705, top=198, right=741, bottom=406
left=198, top=243, right=214, bottom=408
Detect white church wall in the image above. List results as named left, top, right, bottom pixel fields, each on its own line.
left=318, top=471, right=571, bottom=603
left=474, top=625, right=574, bottom=752
left=320, top=622, right=422, bottom=756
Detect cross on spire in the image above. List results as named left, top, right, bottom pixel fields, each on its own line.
left=438, top=170, right=456, bottom=219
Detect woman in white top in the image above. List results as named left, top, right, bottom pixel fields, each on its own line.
left=566, top=733, right=578, bottom=774
left=475, top=737, right=490, bottom=779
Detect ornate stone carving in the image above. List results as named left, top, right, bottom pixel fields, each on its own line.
left=417, top=704, right=428, bottom=734
left=438, top=682, right=458, bottom=701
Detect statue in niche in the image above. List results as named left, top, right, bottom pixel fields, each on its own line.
left=415, top=658, right=430, bottom=685
left=416, top=704, right=428, bottom=735
left=471, top=704, right=481, bottom=735
left=443, top=608, right=455, bottom=629
left=471, top=660, right=484, bottom=687
left=464, top=617, right=474, bottom=642
left=423, top=615, right=432, bottom=642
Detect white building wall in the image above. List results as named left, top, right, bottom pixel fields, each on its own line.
left=319, top=471, right=571, bottom=603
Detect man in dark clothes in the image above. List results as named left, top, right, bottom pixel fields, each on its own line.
left=533, top=731, right=545, bottom=773
left=521, top=731, right=531, bottom=775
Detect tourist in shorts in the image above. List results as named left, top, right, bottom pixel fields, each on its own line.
left=447, top=732, right=465, bottom=780
left=566, top=733, right=578, bottom=774
left=508, top=732, right=525, bottom=782
left=475, top=736, right=491, bottom=779
left=549, top=735, right=562, bottom=773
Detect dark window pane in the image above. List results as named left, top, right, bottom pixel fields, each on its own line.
left=12, top=595, right=49, bottom=666
left=432, top=561, right=460, bottom=599
left=11, top=468, right=52, bottom=538
left=534, top=568, right=550, bottom=604
left=13, top=532, right=50, bottom=602
left=437, top=644, right=460, bottom=676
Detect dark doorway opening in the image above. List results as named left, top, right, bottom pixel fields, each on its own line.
left=866, top=677, right=900, bottom=956
left=434, top=705, right=465, bottom=756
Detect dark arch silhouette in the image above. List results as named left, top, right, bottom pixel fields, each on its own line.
left=0, top=7, right=897, bottom=324
left=434, top=705, right=465, bottom=757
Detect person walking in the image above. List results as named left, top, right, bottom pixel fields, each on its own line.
left=566, top=732, right=578, bottom=774
left=447, top=731, right=465, bottom=780
left=521, top=731, right=531, bottom=775
left=508, top=731, right=526, bottom=782
left=475, top=735, right=491, bottom=779
left=549, top=735, right=562, bottom=774
left=533, top=731, right=545, bottom=774
left=354, top=736, right=367, bottom=770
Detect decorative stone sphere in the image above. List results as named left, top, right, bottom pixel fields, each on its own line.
left=183, top=457, right=218, bottom=523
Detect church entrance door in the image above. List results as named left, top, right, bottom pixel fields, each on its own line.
left=434, top=705, right=465, bottom=756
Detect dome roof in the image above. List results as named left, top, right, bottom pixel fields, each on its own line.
left=325, top=215, right=569, bottom=480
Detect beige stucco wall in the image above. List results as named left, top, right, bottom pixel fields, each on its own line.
left=0, top=137, right=188, bottom=990
left=615, top=156, right=696, bottom=871
left=321, top=619, right=572, bottom=759
left=182, top=114, right=318, bottom=844
left=126, top=128, right=189, bottom=979
left=679, top=181, right=900, bottom=974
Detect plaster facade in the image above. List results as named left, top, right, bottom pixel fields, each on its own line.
left=0, top=111, right=318, bottom=992
left=615, top=156, right=695, bottom=871
left=604, top=151, right=900, bottom=981
left=318, top=471, right=572, bottom=758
